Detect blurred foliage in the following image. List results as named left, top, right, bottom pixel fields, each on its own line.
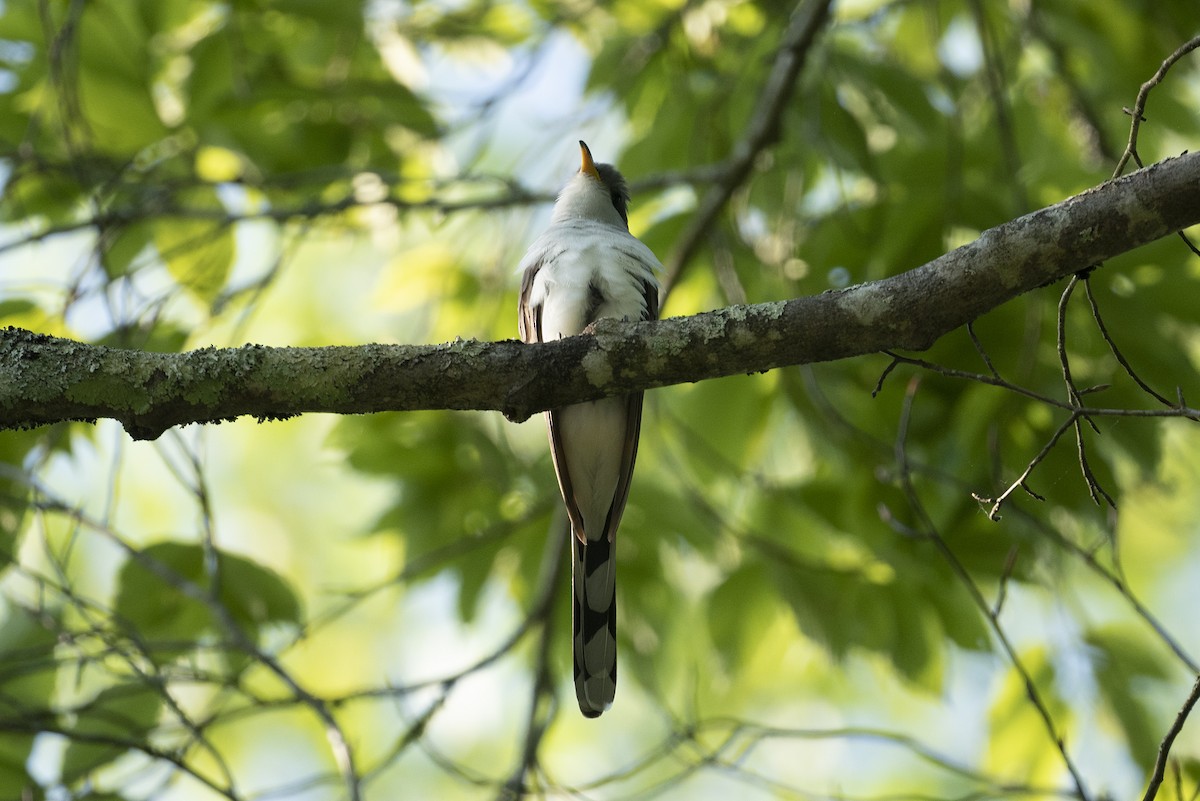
left=2, top=0, right=1200, bottom=799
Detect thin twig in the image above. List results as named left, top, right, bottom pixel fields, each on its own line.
left=1113, top=33, right=1200, bottom=258
left=882, top=352, right=1200, bottom=420
left=1056, top=277, right=1089, bottom=420
left=799, top=371, right=1200, bottom=675
left=1083, top=278, right=1191, bottom=415
left=1071, top=413, right=1116, bottom=510
left=967, top=321, right=1002, bottom=379
left=1056, top=276, right=1113, bottom=508
left=1115, top=34, right=1200, bottom=177
left=1142, top=673, right=1200, bottom=801
left=992, top=545, right=1020, bottom=618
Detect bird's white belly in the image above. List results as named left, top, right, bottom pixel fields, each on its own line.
left=535, top=252, right=642, bottom=540
left=555, top=398, right=627, bottom=540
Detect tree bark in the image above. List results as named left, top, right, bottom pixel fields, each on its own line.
left=2, top=151, right=1199, bottom=441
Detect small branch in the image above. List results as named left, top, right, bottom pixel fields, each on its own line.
left=880, top=353, right=1200, bottom=421
left=1142, top=673, right=1200, bottom=801
left=1056, top=276, right=1084, bottom=408
left=992, top=545, right=1020, bottom=618
left=333, top=513, right=567, bottom=706
left=1083, top=278, right=1185, bottom=413
left=967, top=321, right=1001, bottom=379
left=1072, top=413, right=1116, bottom=510
left=0, top=176, right=555, bottom=257
left=1055, top=276, right=1113, bottom=509
left=1114, top=33, right=1200, bottom=259
left=1115, top=34, right=1200, bottom=176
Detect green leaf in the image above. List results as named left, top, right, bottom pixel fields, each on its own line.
left=0, top=608, right=58, bottom=793
left=0, top=430, right=44, bottom=567
left=77, top=2, right=151, bottom=84
left=814, top=83, right=874, bottom=175
left=153, top=197, right=235, bottom=304
left=707, top=564, right=777, bottom=670
left=0, top=300, right=37, bottom=322
left=185, top=30, right=238, bottom=121
left=113, top=541, right=301, bottom=664
left=100, top=220, right=155, bottom=279
left=0, top=733, right=36, bottom=795
left=76, top=70, right=168, bottom=158
left=1085, top=624, right=1172, bottom=771
left=985, top=648, right=1071, bottom=784
left=0, top=169, right=85, bottom=225
left=96, top=322, right=190, bottom=353
left=61, top=683, right=162, bottom=784
left=218, top=549, right=303, bottom=634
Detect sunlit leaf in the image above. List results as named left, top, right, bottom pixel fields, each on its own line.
left=152, top=192, right=235, bottom=304
left=985, top=648, right=1072, bottom=784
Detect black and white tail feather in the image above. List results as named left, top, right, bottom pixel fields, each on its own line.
left=517, top=141, right=660, bottom=717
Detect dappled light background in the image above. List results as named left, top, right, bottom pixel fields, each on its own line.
left=3, top=1, right=1200, bottom=799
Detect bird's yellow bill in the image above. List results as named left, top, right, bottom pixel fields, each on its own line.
left=579, top=140, right=600, bottom=178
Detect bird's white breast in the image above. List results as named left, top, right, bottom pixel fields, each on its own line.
left=523, top=219, right=659, bottom=339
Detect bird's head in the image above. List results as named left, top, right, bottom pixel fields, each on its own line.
left=552, top=141, right=631, bottom=230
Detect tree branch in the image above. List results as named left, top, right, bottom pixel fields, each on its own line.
left=2, top=151, right=1199, bottom=441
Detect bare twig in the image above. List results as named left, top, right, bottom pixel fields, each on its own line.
left=1055, top=277, right=1090, bottom=420
left=331, top=512, right=567, bottom=705
left=1055, top=276, right=1115, bottom=510
left=799, top=372, right=1200, bottom=675
left=881, top=353, right=1200, bottom=420
left=1114, top=33, right=1200, bottom=258
left=1142, top=673, right=1200, bottom=801
left=992, top=545, right=1020, bottom=618
left=1083, top=278, right=1189, bottom=414
left=967, top=321, right=1001, bottom=379
left=1071, top=413, right=1116, bottom=510
left=1115, top=34, right=1200, bottom=176
left=0, top=716, right=240, bottom=799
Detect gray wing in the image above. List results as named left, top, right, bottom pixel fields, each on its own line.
left=519, top=257, right=587, bottom=537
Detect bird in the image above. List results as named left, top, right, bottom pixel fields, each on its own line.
left=517, top=141, right=661, bottom=717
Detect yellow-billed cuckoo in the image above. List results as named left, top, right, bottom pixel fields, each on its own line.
left=518, top=141, right=661, bottom=717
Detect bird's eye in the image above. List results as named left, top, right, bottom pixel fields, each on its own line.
left=609, top=191, right=628, bottom=224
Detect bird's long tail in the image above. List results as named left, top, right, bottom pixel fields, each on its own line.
left=572, top=531, right=617, bottom=717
